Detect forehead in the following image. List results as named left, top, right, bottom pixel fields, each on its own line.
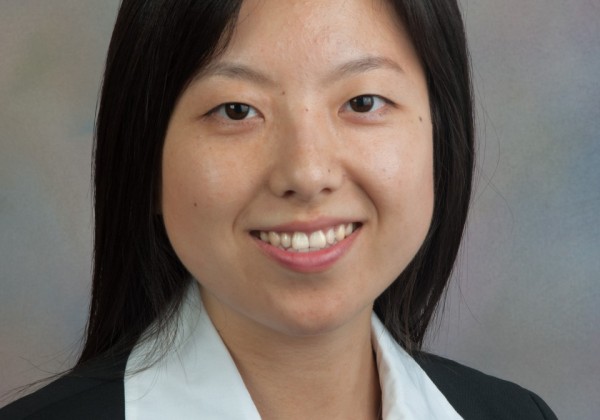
left=212, top=0, right=421, bottom=82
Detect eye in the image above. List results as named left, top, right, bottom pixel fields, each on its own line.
left=211, top=102, right=259, bottom=120
left=346, top=95, right=387, bottom=113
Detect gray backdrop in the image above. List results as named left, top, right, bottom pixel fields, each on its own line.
left=1, top=1, right=598, bottom=418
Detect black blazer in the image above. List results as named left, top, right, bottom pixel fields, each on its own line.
left=0, top=352, right=557, bottom=419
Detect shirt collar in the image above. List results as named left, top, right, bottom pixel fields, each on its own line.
left=371, top=314, right=462, bottom=419
left=125, top=284, right=462, bottom=419
left=125, top=285, right=261, bottom=420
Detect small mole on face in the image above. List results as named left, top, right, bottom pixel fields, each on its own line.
left=281, top=90, right=286, bottom=96
left=418, top=116, right=423, bottom=122
left=193, top=202, right=198, bottom=208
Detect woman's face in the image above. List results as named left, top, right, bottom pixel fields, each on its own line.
left=161, top=0, right=433, bottom=337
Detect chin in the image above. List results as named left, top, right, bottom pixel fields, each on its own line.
left=261, top=297, right=372, bottom=338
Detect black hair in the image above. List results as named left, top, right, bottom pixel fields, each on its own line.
left=78, top=0, right=473, bottom=368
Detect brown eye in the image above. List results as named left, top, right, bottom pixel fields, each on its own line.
left=224, top=103, right=251, bottom=120
left=346, top=95, right=388, bottom=114
left=349, top=96, right=375, bottom=112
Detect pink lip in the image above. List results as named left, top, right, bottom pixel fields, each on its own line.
left=252, top=227, right=360, bottom=273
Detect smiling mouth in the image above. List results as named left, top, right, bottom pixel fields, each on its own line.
left=251, top=222, right=362, bottom=252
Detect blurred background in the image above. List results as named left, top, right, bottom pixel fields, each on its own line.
left=1, top=1, right=598, bottom=418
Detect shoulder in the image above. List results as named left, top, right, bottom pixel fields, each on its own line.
left=413, top=352, right=557, bottom=420
left=0, top=358, right=126, bottom=420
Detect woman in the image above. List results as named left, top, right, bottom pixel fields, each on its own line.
left=1, top=0, right=557, bottom=418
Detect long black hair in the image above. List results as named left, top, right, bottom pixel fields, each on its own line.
left=78, top=0, right=473, bottom=368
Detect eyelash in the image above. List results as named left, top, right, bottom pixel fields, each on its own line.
left=206, top=103, right=260, bottom=121
left=205, top=94, right=392, bottom=122
left=342, top=95, right=390, bottom=114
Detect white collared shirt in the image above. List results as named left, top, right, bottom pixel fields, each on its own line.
left=125, top=284, right=462, bottom=419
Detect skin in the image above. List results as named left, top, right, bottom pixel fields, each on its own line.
left=161, top=0, right=433, bottom=418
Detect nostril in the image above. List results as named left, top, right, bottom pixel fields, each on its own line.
left=269, top=162, right=343, bottom=201
left=281, top=187, right=333, bottom=199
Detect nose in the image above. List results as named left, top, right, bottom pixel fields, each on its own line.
left=268, top=110, right=344, bottom=203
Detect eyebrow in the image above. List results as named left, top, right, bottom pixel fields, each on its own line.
left=196, top=55, right=405, bottom=87
left=198, top=61, right=276, bottom=86
left=327, top=55, right=405, bottom=83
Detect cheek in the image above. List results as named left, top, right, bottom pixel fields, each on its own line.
left=392, top=134, right=435, bottom=234
left=160, top=127, right=270, bottom=278
left=354, top=123, right=434, bottom=270
left=161, top=141, right=239, bottom=267
left=356, top=124, right=434, bottom=214
left=162, top=139, right=249, bottom=220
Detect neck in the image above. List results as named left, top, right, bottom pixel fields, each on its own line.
left=203, top=297, right=381, bottom=419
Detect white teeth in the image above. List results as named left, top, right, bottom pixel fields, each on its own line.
left=326, top=228, right=336, bottom=245
left=309, top=230, right=327, bottom=249
left=256, top=223, right=359, bottom=251
left=268, top=231, right=280, bottom=247
left=292, top=232, right=309, bottom=250
left=335, top=224, right=345, bottom=241
left=345, top=223, right=353, bottom=236
left=280, top=232, right=291, bottom=248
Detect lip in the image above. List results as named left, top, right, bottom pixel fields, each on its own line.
left=251, top=224, right=361, bottom=273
